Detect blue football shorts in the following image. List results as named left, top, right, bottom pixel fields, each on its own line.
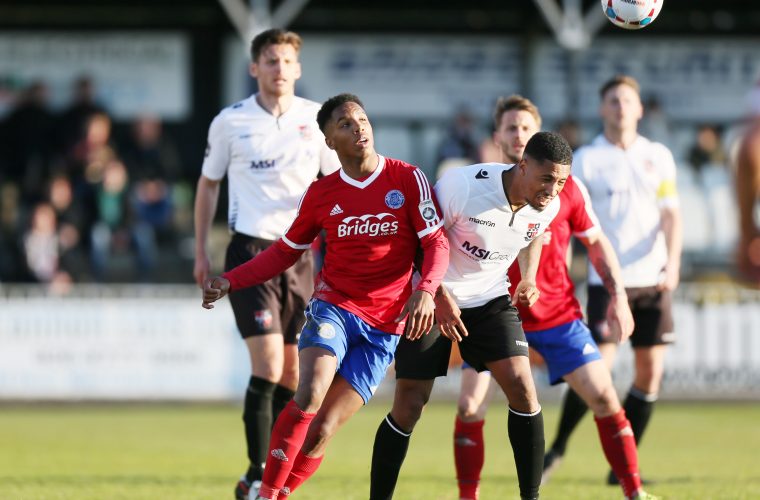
left=299, top=299, right=400, bottom=404
left=526, top=319, right=602, bottom=385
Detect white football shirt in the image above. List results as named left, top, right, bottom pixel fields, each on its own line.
left=201, top=95, right=340, bottom=240
left=573, top=134, right=679, bottom=287
left=435, top=163, right=561, bottom=309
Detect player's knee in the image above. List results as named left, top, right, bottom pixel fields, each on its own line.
left=587, top=386, right=619, bottom=415
left=279, top=366, right=299, bottom=389
left=456, top=397, right=481, bottom=420
left=392, top=388, right=429, bottom=430
left=252, top=363, right=283, bottom=383
left=306, top=419, right=338, bottom=454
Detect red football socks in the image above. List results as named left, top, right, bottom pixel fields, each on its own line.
left=281, top=451, right=324, bottom=496
left=595, top=409, right=642, bottom=498
left=259, top=400, right=316, bottom=497
left=454, top=417, right=486, bottom=500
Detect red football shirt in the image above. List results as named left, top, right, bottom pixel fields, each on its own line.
left=508, top=176, right=600, bottom=331
left=224, top=155, right=449, bottom=335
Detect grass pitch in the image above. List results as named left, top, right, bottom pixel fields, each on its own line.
left=0, top=401, right=758, bottom=499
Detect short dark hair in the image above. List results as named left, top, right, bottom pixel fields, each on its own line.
left=493, top=95, right=542, bottom=129
left=599, top=74, right=640, bottom=100
left=317, top=93, right=365, bottom=133
left=523, top=131, right=573, bottom=166
left=250, top=29, right=302, bottom=62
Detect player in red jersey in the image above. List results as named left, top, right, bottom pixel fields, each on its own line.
left=450, top=96, right=656, bottom=500
left=202, top=93, right=449, bottom=500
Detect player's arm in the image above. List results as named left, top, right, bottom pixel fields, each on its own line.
left=194, top=113, right=229, bottom=288
left=656, top=150, right=682, bottom=292
left=194, top=175, right=221, bottom=287
left=202, top=186, right=320, bottom=309
left=513, top=234, right=543, bottom=307
left=202, top=240, right=306, bottom=309
left=659, top=205, right=682, bottom=291
left=398, top=168, right=450, bottom=340
left=577, top=230, right=633, bottom=343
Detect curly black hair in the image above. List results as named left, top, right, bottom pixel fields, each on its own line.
left=316, top=93, right=365, bottom=133
left=523, top=131, right=573, bottom=166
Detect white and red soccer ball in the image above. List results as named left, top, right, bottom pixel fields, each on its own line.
left=601, top=0, right=663, bottom=30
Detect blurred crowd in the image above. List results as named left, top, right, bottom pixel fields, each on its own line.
left=0, top=76, right=740, bottom=287
left=0, top=77, right=195, bottom=287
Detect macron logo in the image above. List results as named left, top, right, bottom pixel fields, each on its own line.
left=330, top=204, right=344, bottom=216
left=271, top=449, right=289, bottom=462
left=582, top=343, right=596, bottom=355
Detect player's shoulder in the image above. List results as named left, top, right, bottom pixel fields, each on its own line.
left=636, top=134, right=674, bottom=158
left=440, top=162, right=505, bottom=185
left=293, top=95, right=322, bottom=112
left=214, top=95, right=258, bottom=121
left=381, top=157, right=429, bottom=184
left=575, top=135, right=612, bottom=158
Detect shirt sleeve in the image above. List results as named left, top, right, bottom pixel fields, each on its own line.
left=433, top=168, right=468, bottom=231
left=221, top=183, right=322, bottom=292
left=406, top=167, right=444, bottom=238
left=201, top=112, right=229, bottom=181
left=280, top=182, right=323, bottom=250
left=567, top=176, right=601, bottom=238
left=654, top=144, right=679, bottom=209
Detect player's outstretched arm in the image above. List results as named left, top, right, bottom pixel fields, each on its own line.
left=433, top=284, right=468, bottom=342
left=513, top=234, right=543, bottom=307
left=202, top=276, right=230, bottom=309
left=578, top=231, right=634, bottom=343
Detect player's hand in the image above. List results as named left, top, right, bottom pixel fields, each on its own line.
left=194, top=254, right=211, bottom=288
left=605, top=292, right=634, bottom=343
left=396, top=290, right=435, bottom=341
left=434, top=290, right=468, bottom=342
left=657, top=263, right=680, bottom=292
left=202, top=276, right=230, bottom=309
left=512, top=280, right=540, bottom=308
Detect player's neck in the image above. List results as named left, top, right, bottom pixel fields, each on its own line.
left=255, top=92, right=295, bottom=118
left=604, top=127, right=638, bottom=149
left=502, top=168, right=526, bottom=212
left=340, top=151, right=380, bottom=180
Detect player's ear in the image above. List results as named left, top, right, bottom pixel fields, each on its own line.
left=249, top=62, right=258, bottom=79
left=324, top=135, right=335, bottom=150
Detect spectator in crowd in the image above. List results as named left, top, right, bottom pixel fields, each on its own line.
left=122, top=114, right=181, bottom=251
left=556, top=118, right=583, bottom=151
left=2, top=81, right=56, bottom=202
left=436, top=107, right=481, bottom=166
left=0, top=183, right=27, bottom=282
left=23, top=202, right=69, bottom=284
left=47, top=173, right=89, bottom=280
left=688, top=124, right=726, bottom=181
left=57, top=76, right=107, bottom=156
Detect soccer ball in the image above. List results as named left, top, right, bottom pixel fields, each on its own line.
left=601, top=0, right=663, bottom=30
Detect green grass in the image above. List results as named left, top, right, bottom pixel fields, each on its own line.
left=0, top=401, right=758, bottom=499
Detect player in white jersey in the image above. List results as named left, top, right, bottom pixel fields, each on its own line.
left=193, top=29, right=339, bottom=500
left=370, top=131, right=574, bottom=500
left=544, top=75, right=683, bottom=486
